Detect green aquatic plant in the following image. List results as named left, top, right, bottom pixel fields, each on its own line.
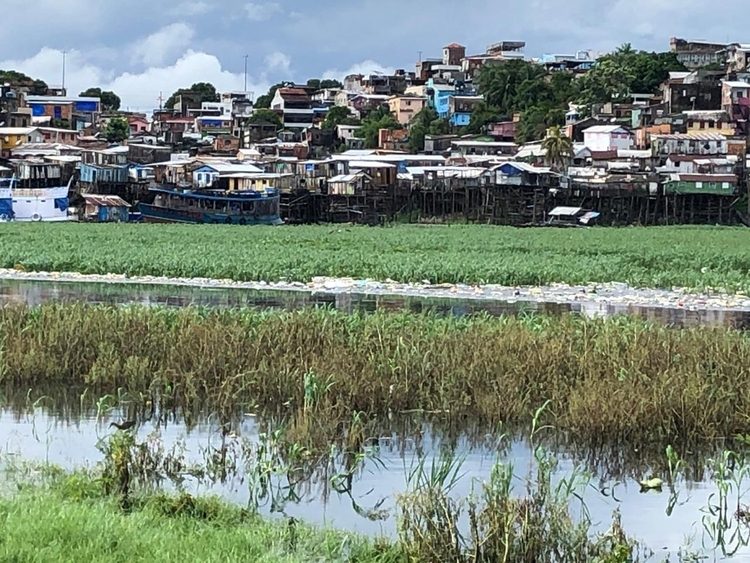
left=3, top=223, right=750, bottom=291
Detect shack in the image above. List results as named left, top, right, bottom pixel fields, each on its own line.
left=80, top=194, right=131, bottom=223
left=547, top=206, right=600, bottom=226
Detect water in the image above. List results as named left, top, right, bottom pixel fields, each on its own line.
left=1, top=278, right=749, bottom=328
left=1, top=278, right=749, bottom=558
left=0, top=402, right=742, bottom=560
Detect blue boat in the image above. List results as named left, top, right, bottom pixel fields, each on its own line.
left=138, top=186, right=283, bottom=226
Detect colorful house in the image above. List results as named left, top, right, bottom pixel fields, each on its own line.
left=663, top=174, right=737, bottom=195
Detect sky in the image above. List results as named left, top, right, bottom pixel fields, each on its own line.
left=1, top=0, right=745, bottom=111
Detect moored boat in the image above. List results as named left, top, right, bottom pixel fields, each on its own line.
left=138, top=186, right=283, bottom=225
left=0, top=176, right=74, bottom=222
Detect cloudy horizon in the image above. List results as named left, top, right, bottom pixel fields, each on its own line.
left=2, top=0, right=743, bottom=111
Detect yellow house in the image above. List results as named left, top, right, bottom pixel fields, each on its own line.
left=224, top=173, right=294, bottom=192
left=684, top=110, right=735, bottom=135
left=0, top=127, right=44, bottom=156
left=387, top=95, right=428, bottom=126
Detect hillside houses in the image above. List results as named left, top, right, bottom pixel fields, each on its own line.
left=3, top=34, right=750, bottom=227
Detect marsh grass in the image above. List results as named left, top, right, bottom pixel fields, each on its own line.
left=1, top=304, right=750, bottom=443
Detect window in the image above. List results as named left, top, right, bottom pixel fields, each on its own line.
left=709, top=182, right=718, bottom=190
left=723, top=182, right=731, bottom=189
left=679, top=182, right=687, bottom=190
left=695, top=182, right=703, bottom=188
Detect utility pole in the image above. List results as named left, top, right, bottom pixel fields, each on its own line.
left=244, top=55, right=249, bottom=93
left=418, top=51, right=422, bottom=63
left=62, top=51, right=67, bottom=92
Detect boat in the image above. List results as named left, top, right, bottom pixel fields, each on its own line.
left=0, top=176, right=74, bottom=222
left=138, top=186, right=283, bottom=225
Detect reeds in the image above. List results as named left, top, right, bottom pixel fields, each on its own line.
left=1, top=304, right=750, bottom=444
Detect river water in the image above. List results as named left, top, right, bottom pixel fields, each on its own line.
left=0, top=278, right=748, bottom=559
left=1, top=277, right=749, bottom=328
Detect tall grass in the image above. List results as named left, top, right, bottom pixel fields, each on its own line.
left=3, top=223, right=750, bottom=289
left=2, top=304, right=750, bottom=443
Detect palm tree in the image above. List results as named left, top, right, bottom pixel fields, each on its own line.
left=541, top=126, right=574, bottom=171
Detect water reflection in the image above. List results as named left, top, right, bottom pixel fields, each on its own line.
left=1, top=279, right=749, bottom=328
left=0, top=391, right=747, bottom=559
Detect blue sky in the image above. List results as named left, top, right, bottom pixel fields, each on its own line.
left=2, top=0, right=744, bottom=111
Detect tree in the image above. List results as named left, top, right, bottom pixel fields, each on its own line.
left=320, top=79, right=343, bottom=90
left=80, top=87, right=121, bottom=111
left=247, top=108, right=283, bottom=130
left=0, top=70, right=47, bottom=94
left=306, top=78, right=343, bottom=91
left=254, top=82, right=294, bottom=109
left=323, top=106, right=357, bottom=130
left=407, top=107, right=452, bottom=152
left=357, top=106, right=400, bottom=149
left=476, top=60, right=549, bottom=116
left=465, top=103, right=502, bottom=135
left=574, top=44, right=687, bottom=105
left=165, top=82, right=219, bottom=109
left=104, top=117, right=129, bottom=143
left=516, top=105, right=566, bottom=144
left=541, top=126, right=574, bottom=170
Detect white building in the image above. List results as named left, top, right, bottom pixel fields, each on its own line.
left=582, top=125, right=634, bottom=152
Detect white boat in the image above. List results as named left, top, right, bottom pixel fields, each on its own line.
left=0, top=176, right=75, bottom=222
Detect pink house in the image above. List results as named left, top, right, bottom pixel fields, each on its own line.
left=128, top=116, right=149, bottom=135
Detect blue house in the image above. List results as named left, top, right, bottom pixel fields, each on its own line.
left=449, top=95, right=484, bottom=127
left=425, top=79, right=455, bottom=119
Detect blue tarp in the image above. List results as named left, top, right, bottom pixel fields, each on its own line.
left=75, top=101, right=98, bottom=112
left=54, top=198, right=69, bottom=212
left=31, top=104, right=45, bottom=116
left=0, top=198, right=13, bottom=218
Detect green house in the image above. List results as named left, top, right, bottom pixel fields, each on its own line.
left=664, top=174, right=737, bottom=196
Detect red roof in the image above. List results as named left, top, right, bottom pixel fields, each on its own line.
left=589, top=150, right=619, bottom=160
left=444, top=43, right=465, bottom=49
left=675, top=174, right=737, bottom=182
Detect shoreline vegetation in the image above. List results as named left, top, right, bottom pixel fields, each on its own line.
left=0, top=417, right=645, bottom=563
left=2, top=303, right=750, bottom=443
left=2, top=223, right=750, bottom=291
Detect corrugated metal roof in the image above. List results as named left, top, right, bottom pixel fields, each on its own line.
left=82, top=194, right=131, bottom=207
left=349, top=160, right=396, bottom=168
left=329, top=173, right=365, bottom=183
left=653, top=133, right=728, bottom=141
left=670, top=174, right=737, bottom=182
left=583, top=125, right=630, bottom=134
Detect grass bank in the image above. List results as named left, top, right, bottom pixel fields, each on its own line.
left=0, top=480, right=397, bottom=562
left=2, top=303, right=750, bottom=443
left=2, top=223, right=750, bottom=289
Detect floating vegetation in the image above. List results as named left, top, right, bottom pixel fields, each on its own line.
left=3, top=223, right=750, bottom=290
left=2, top=303, right=750, bottom=444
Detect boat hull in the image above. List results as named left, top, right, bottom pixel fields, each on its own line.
left=138, top=204, right=283, bottom=226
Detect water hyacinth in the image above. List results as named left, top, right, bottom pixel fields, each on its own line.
left=2, top=223, right=750, bottom=290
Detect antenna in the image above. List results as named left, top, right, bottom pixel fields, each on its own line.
left=157, top=92, right=164, bottom=111
left=418, top=51, right=423, bottom=63
left=244, top=55, right=249, bottom=93
left=62, top=51, right=67, bottom=91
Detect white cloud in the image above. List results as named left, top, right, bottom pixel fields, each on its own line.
left=323, top=60, right=396, bottom=80
left=171, top=1, right=214, bottom=16
left=131, top=23, right=195, bottom=67
left=264, top=51, right=291, bottom=74
left=0, top=48, right=105, bottom=92
left=0, top=48, right=271, bottom=112
left=244, top=2, right=282, bottom=21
